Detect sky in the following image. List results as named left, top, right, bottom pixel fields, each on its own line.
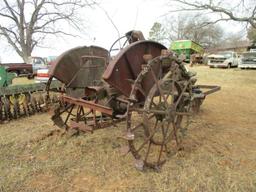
left=0, top=0, right=244, bottom=63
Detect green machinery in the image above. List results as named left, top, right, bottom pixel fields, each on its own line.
left=0, top=65, right=60, bottom=122
left=170, top=40, right=204, bottom=63
left=0, top=66, right=16, bottom=87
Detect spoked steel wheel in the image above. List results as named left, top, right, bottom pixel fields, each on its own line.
left=126, top=77, right=187, bottom=170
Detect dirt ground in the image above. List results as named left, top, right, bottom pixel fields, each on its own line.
left=0, top=66, right=256, bottom=192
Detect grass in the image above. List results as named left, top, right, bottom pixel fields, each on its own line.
left=12, top=77, right=35, bottom=85
left=0, top=66, right=256, bottom=192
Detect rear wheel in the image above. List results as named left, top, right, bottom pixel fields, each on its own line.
left=126, top=78, right=188, bottom=170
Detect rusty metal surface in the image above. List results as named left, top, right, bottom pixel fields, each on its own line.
left=103, top=40, right=166, bottom=98
left=70, top=120, right=94, bottom=132
left=49, top=46, right=109, bottom=87
left=125, top=55, right=190, bottom=169
left=196, top=85, right=221, bottom=96
left=62, top=95, right=113, bottom=116
left=45, top=31, right=221, bottom=171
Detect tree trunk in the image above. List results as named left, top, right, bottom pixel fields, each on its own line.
left=21, top=49, right=32, bottom=63
left=22, top=55, right=30, bottom=63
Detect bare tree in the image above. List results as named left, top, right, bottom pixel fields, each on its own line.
left=150, top=14, right=223, bottom=48
left=0, top=0, right=94, bottom=62
left=168, top=0, right=256, bottom=28
left=177, top=14, right=224, bottom=48
left=148, top=22, right=169, bottom=45
left=166, top=14, right=189, bottom=41
left=247, top=26, right=256, bottom=42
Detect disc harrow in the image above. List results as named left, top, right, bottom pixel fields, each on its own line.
left=0, top=81, right=61, bottom=123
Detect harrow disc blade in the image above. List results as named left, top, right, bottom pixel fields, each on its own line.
left=3, top=98, right=12, bottom=121
left=9, top=94, right=26, bottom=105
left=30, top=95, right=38, bottom=113
left=12, top=97, right=20, bottom=119
left=22, top=101, right=29, bottom=116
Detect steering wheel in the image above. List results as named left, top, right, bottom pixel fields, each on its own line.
left=109, top=35, right=131, bottom=57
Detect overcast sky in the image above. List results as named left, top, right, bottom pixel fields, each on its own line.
left=0, top=0, right=244, bottom=62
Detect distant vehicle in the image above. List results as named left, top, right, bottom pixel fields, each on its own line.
left=207, top=51, right=239, bottom=68
left=30, top=57, right=48, bottom=76
left=0, top=56, right=56, bottom=78
left=30, top=56, right=57, bottom=75
left=0, top=62, right=33, bottom=77
left=34, top=56, right=57, bottom=83
left=170, top=40, right=204, bottom=63
left=238, top=52, right=256, bottom=69
left=34, top=68, right=50, bottom=83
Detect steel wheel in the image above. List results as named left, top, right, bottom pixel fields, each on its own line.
left=126, top=75, right=187, bottom=170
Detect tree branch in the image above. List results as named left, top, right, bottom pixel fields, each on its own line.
left=0, top=26, right=22, bottom=57
left=169, top=0, right=256, bottom=28
left=0, top=0, right=95, bottom=62
left=2, top=0, right=19, bottom=25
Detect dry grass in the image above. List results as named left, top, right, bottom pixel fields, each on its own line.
left=0, top=66, right=256, bottom=192
left=12, top=77, right=35, bottom=85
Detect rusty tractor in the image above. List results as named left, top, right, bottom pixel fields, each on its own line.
left=47, top=30, right=220, bottom=170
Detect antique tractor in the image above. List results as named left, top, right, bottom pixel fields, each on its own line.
left=47, top=31, right=220, bottom=170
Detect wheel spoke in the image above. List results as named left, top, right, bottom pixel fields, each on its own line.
left=144, top=141, right=152, bottom=163
left=131, top=114, right=154, bottom=132
left=157, top=122, right=166, bottom=164
left=174, top=82, right=189, bottom=109
left=135, top=119, right=158, bottom=154
left=163, top=120, right=177, bottom=145
left=136, top=83, right=146, bottom=97
left=172, top=121, right=179, bottom=148
left=150, top=69, right=167, bottom=105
